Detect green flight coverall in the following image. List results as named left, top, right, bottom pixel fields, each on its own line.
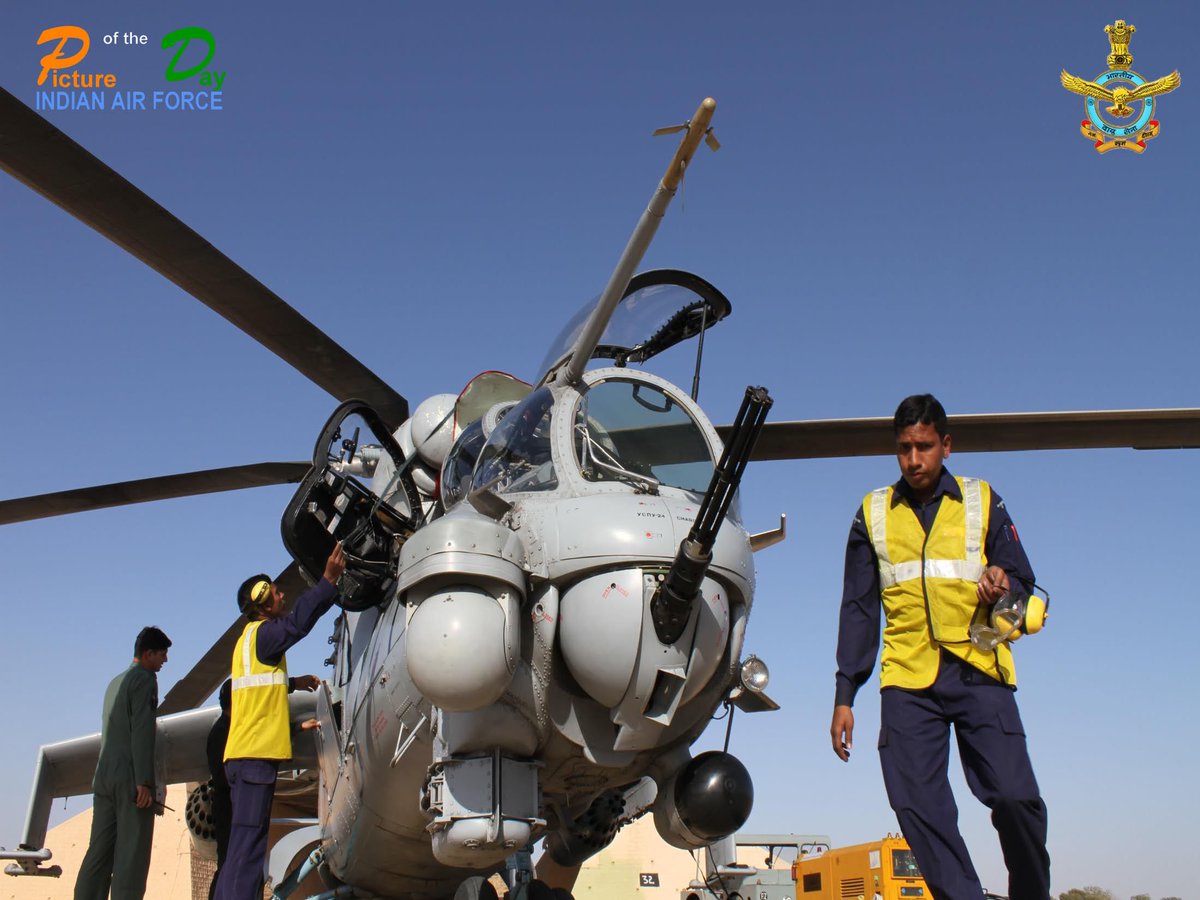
left=73, top=662, right=158, bottom=900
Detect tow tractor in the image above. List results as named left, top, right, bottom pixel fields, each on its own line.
left=680, top=833, right=831, bottom=900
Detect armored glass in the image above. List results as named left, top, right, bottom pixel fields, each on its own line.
left=471, top=387, right=558, bottom=495
left=440, top=420, right=487, bottom=509
left=574, top=378, right=713, bottom=493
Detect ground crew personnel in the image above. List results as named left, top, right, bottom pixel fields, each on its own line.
left=74, top=626, right=171, bottom=900
left=211, top=543, right=344, bottom=900
left=830, top=394, right=1051, bottom=900
left=206, top=673, right=320, bottom=899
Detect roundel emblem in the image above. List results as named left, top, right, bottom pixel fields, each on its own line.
left=1084, top=69, right=1155, bottom=137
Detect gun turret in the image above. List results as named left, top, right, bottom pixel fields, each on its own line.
left=651, top=386, right=772, bottom=644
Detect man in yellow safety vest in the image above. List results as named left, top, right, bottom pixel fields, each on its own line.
left=830, top=395, right=1050, bottom=900
left=211, top=542, right=344, bottom=900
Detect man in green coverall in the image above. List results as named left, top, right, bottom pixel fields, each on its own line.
left=74, top=626, right=171, bottom=900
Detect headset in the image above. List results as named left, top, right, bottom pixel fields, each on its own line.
left=970, top=581, right=1050, bottom=651
left=1013, top=589, right=1048, bottom=638
left=237, top=574, right=274, bottom=615
left=1003, top=580, right=1050, bottom=640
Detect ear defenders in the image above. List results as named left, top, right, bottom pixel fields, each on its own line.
left=1011, top=591, right=1047, bottom=638
left=249, top=580, right=273, bottom=607
left=969, top=587, right=1050, bottom=651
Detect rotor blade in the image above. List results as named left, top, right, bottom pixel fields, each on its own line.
left=0, top=88, right=408, bottom=428
left=158, top=562, right=313, bottom=714
left=732, top=409, right=1200, bottom=461
left=0, top=462, right=311, bottom=525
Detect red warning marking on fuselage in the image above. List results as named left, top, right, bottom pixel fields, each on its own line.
left=371, top=711, right=388, bottom=738
left=601, top=582, right=630, bottom=599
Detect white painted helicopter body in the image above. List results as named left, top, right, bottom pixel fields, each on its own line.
left=302, top=361, right=761, bottom=896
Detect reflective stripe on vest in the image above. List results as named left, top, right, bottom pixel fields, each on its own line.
left=870, top=479, right=985, bottom=589
left=232, top=672, right=288, bottom=689
left=233, top=628, right=288, bottom=691
left=225, top=620, right=291, bottom=761
left=864, top=477, right=1016, bottom=689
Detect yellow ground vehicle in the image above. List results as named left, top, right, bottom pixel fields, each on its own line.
left=792, top=834, right=927, bottom=900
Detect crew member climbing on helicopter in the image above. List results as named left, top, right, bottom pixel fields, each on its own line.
left=212, top=542, right=345, bottom=900
left=206, top=674, right=322, bottom=900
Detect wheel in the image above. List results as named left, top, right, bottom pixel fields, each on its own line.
left=454, top=875, right=499, bottom=900
left=550, top=889, right=574, bottom=900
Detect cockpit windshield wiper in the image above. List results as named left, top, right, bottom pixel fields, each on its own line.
left=576, top=423, right=660, bottom=494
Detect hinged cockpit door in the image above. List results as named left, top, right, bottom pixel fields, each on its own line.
left=281, top=400, right=421, bottom=611
left=537, top=269, right=732, bottom=383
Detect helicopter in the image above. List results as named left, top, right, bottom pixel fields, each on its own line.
left=2, top=88, right=1199, bottom=900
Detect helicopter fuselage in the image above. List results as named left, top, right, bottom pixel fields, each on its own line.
left=305, top=368, right=757, bottom=897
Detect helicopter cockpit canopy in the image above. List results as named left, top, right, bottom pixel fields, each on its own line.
left=575, top=376, right=714, bottom=494
left=538, top=269, right=732, bottom=380
left=440, top=372, right=532, bottom=508
left=467, top=371, right=723, bottom=507
left=471, top=387, right=558, bottom=497
left=440, top=420, right=489, bottom=509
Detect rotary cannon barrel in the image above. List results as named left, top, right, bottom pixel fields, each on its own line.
left=651, top=386, right=772, bottom=644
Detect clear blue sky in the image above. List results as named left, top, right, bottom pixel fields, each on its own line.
left=2, top=3, right=1197, bottom=897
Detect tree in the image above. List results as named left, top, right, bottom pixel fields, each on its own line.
left=1057, top=888, right=1115, bottom=900
left=1132, top=894, right=1150, bottom=900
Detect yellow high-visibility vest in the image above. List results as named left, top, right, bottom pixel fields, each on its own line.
left=863, top=476, right=1015, bottom=689
left=225, top=620, right=291, bottom=761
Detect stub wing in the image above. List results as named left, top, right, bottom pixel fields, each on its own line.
left=3, top=692, right=318, bottom=875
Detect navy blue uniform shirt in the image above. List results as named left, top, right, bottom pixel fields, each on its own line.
left=254, top=578, right=338, bottom=666
left=834, top=467, right=1035, bottom=708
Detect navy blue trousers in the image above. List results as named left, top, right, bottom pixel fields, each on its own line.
left=879, top=652, right=1050, bottom=900
left=212, top=759, right=277, bottom=900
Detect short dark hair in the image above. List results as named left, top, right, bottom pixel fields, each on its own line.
left=218, top=678, right=232, bottom=713
left=893, top=393, right=948, bottom=438
left=237, top=573, right=273, bottom=618
left=134, top=626, right=172, bottom=657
